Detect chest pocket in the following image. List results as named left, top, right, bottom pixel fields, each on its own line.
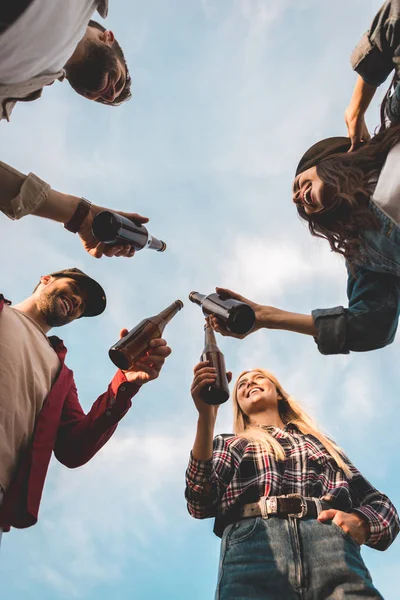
left=306, top=445, right=337, bottom=472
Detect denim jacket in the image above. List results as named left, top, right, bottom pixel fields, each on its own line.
left=312, top=155, right=400, bottom=354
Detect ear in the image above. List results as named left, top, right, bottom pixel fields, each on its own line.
left=40, top=275, right=52, bottom=287
left=101, top=29, right=115, bottom=46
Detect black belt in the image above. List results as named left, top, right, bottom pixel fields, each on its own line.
left=234, top=495, right=332, bottom=522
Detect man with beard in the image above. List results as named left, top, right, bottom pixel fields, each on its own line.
left=0, top=268, right=172, bottom=541
left=0, top=4, right=137, bottom=258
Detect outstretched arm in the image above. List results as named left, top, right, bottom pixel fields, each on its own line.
left=0, top=159, right=148, bottom=258
left=210, top=271, right=400, bottom=354
left=54, top=338, right=171, bottom=467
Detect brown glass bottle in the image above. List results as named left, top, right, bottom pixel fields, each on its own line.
left=189, top=291, right=255, bottom=335
left=200, top=322, right=230, bottom=405
left=92, top=210, right=166, bottom=252
left=109, top=300, right=183, bottom=370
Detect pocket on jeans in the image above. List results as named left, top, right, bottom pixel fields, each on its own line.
left=330, top=521, right=360, bottom=549
left=226, top=517, right=261, bottom=546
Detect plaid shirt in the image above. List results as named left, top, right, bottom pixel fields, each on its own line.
left=185, top=423, right=399, bottom=549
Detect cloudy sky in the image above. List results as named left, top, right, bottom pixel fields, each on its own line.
left=1, top=0, right=399, bottom=598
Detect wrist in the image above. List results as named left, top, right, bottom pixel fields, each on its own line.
left=197, top=413, right=217, bottom=430
left=64, top=197, right=92, bottom=233
left=34, top=189, right=80, bottom=223
left=257, top=305, right=280, bottom=329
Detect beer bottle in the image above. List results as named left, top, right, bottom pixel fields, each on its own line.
left=189, top=291, right=255, bottom=335
left=109, top=300, right=183, bottom=370
left=200, top=322, right=230, bottom=405
left=92, top=210, right=166, bottom=252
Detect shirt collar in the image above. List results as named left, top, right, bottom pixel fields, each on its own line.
left=97, top=0, right=109, bottom=19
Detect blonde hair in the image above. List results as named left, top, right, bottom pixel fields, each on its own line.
left=233, top=369, right=351, bottom=478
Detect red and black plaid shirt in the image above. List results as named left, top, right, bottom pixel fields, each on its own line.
left=185, top=423, right=399, bottom=549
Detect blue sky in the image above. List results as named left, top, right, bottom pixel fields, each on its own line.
left=1, top=0, right=399, bottom=598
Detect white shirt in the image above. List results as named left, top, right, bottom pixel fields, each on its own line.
left=372, top=141, right=400, bottom=226
left=0, top=0, right=98, bottom=84
left=0, top=306, right=60, bottom=492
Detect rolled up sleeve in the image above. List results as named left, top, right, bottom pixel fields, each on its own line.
left=351, top=0, right=400, bottom=86
left=0, top=161, right=50, bottom=220
left=312, top=267, right=400, bottom=354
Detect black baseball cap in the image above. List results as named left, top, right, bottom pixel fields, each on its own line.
left=295, top=137, right=351, bottom=176
left=48, top=268, right=106, bottom=317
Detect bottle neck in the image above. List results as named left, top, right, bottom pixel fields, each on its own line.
left=154, top=300, right=183, bottom=330
left=189, top=292, right=206, bottom=306
left=147, top=235, right=167, bottom=252
left=204, top=324, right=217, bottom=346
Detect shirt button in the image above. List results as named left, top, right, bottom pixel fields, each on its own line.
left=120, top=386, right=126, bottom=392
left=106, top=411, right=111, bottom=416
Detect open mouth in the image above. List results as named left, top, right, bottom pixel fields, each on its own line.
left=60, top=296, right=73, bottom=317
left=303, top=186, right=315, bottom=207
left=248, top=386, right=263, bottom=398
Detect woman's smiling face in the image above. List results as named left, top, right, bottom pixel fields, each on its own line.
left=292, top=166, right=326, bottom=215
left=236, top=371, right=279, bottom=416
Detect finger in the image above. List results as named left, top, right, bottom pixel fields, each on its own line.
left=192, top=372, right=217, bottom=387
left=134, top=365, right=159, bottom=379
left=193, top=361, right=210, bottom=373
left=318, top=509, right=338, bottom=522
left=121, top=212, right=149, bottom=224
left=192, top=377, right=217, bottom=394
left=102, top=244, right=125, bottom=257
left=215, top=287, right=244, bottom=301
left=141, top=351, right=170, bottom=366
left=192, top=370, right=218, bottom=387
left=147, top=345, right=172, bottom=359
left=114, top=245, right=135, bottom=257
left=148, top=338, right=168, bottom=348
left=90, top=242, right=106, bottom=259
left=226, top=371, right=233, bottom=383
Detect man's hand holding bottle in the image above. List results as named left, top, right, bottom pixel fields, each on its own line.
left=119, top=331, right=172, bottom=386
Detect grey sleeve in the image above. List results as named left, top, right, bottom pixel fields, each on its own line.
left=351, top=0, right=400, bottom=86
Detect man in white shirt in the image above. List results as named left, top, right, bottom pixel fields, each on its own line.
left=0, top=2, right=131, bottom=120
left=0, top=1, right=140, bottom=259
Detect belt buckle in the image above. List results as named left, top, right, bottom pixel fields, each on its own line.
left=286, top=494, right=307, bottom=518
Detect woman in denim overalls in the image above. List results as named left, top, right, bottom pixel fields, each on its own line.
left=209, top=125, right=400, bottom=355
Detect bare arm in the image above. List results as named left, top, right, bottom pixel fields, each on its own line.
left=344, top=76, right=377, bottom=151
left=209, top=287, right=317, bottom=340
left=191, top=362, right=220, bottom=460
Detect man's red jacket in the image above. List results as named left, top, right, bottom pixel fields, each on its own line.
left=0, top=295, right=140, bottom=531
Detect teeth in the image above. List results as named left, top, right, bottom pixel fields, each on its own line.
left=249, top=387, right=262, bottom=396
left=304, top=188, right=313, bottom=206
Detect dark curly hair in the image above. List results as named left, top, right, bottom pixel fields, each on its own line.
left=296, top=123, right=400, bottom=262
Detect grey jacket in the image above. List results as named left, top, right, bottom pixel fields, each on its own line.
left=351, top=0, right=400, bottom=86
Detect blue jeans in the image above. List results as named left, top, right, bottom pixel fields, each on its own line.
left=215, top=517, right=383, bottom=600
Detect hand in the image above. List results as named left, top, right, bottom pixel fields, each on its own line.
left=120, top=332, right=172, bottom=385
left=210, top=287, right=264, bottom=339
left=344, top=109, right=371, bottom=152
left=318, top=508, right=370, bottom=545
left=191, top=361, right=232, bottom=420
left=78, top=205, right=149, bottom=258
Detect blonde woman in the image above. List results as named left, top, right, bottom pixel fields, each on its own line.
left=185, top=362, right=399, bottom=599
